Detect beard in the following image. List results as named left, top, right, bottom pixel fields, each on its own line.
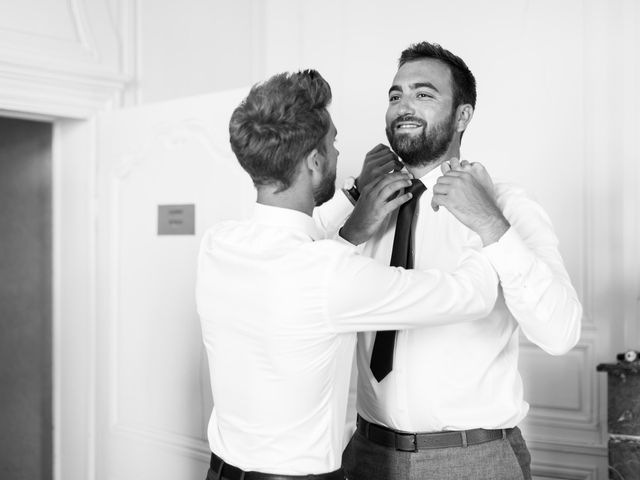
left=385, top=110, right=456, bottom=167
left=313, top=162, right=336, bottom=206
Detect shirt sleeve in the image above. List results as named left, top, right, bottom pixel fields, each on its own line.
left=482, top=185, right=582, bottom=355
left=312, top=191, right=354, bottom=239
left=324, top=243, right=499, bottom=333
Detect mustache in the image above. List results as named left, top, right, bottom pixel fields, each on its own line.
left=390, top=115, right=426, bottom=130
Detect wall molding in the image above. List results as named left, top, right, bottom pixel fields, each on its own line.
left=524, top=333, right=598, bottom=427
left=0, top=0, right=135, bottom=118
left=532, top=462, right=599, bottom=480
left=0, top=61, right=127, bottom=118
left=0, top=0, right=98, bottom=66
left=520, top=329, right=602, bottom=448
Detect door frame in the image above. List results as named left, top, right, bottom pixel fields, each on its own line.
left=0, top=109, right=105, bottom=480
left=53, top=117, right=99, bottom=480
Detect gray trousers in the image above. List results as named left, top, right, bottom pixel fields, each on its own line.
left=342, top=427, right=531, bottom=480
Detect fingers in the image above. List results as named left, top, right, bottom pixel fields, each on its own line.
left=431, top=193, right=443, bottom=212
left=442, top=157, right=468, bottom=174
left=369, top=171, right=412, bottom=198
left=379, top=177, right=412, bottom=202
left=431, top=172, right=467, bottom=210
left=370, top=161, right=400, bottom=179
left=384, top=192, right=413, bottom=212
left=364, top=170, right=411, bottom=194
left=451, top=158, right=486, bottom=174
left=366, top=145, right=402, bottom=167
left=447, top=157, right=481, bottom=172
left=366, top=143, right=389, bottom=156
left=438, top=170, right=472, bottom=184
left=367, top=149, right=399, bottom=166
left=365, top=145, right=394, bottom=162
left=360, top=145, right=403, bottom=186
left=391, top=156, right=404, bottom=171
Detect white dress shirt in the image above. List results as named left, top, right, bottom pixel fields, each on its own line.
left=196, top=198, right=498, bottom=475
left=356, top=167, right=583, bottom=432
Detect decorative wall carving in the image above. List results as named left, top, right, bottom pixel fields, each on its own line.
left=0, top=0, right=133, bottom=118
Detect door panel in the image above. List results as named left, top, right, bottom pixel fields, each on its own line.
left=96, top=88, right=252, bottom=479
left=0, top=117, right=52, bottom=480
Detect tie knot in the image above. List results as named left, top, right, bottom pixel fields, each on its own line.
left=409, top=179, right=426, bottom=198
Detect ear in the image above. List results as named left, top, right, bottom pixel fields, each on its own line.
left=305, top=148, right=322, bottom=175
left=455, top=104, right=474, bottom=133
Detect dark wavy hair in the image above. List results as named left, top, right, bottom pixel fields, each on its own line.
left=229, top=69, right=332, bottom=191
left=399, top=42, right=476, bottom=110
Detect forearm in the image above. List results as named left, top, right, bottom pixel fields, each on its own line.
left=484, top=228, right=582, bottom=354
left=327, top=248, right=498, bottom=333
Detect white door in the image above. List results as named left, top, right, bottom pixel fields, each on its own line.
left=95, top=87, right=254, bottom=480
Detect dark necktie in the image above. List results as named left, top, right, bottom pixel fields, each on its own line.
left=369, top=179, right=427, bottom=382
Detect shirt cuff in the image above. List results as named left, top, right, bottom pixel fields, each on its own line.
left=323, top=190, right=355, bottom=220
left=334, top=229, right=366, bottom=253
left=482, top=227, right=535, bottom=282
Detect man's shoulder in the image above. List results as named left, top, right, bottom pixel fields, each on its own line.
left=493, top=182, right=542, bottom=211
left=205, top=219, right=246, bottom=236
left=493, top=181, right=527, bottom=201
left=493, top=181, right=555, bottom=232
left=200, top=219, right=248, bottom=248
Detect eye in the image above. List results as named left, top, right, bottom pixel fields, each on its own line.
left=417, top=92, right=434, bottom=99
left=388, top=94, right=400, bottom=102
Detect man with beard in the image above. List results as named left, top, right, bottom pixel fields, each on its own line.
left=342, top=42, right=582, bottom=479
left=197, top=69, right=500, bottom=480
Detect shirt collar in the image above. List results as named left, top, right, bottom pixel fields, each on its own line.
left=416, top=165, right=444, bottom=191
left=252, top=203, right=321, bottom=241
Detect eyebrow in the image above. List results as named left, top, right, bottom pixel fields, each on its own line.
left=388, top=82, right=440, bottom=95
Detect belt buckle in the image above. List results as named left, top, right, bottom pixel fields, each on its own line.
left=395, top=432, right=417, bottom=452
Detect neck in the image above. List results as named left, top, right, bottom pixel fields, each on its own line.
left=406, top=139, right=461, bottom=179
left=256, top=183, right=315, bottom=217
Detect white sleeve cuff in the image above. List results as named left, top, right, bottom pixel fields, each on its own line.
left=333, top=231, right=365, bottom=253
left=482, top=227, right=536, bottom=282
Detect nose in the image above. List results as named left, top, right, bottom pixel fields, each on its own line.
left=395, top=96, right=414, bottom=117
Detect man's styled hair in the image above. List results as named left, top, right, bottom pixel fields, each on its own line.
left=229, top=69, right=332, bottom=190
left=399, top=42, right=476, bottom=110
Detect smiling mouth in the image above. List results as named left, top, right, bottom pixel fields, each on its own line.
left=395, top=122, right=423, bottom=131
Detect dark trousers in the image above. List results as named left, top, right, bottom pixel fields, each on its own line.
left=342, top=427, right=532, bottom=480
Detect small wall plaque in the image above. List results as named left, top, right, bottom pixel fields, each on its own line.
left=157, top=204, right=195, bottom=235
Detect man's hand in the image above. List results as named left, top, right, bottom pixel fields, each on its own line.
left=431, top=158, right=510, bottom=246
left=340, top=171, right=413, bottom=245
left=357, top=144, right=404, bottom=190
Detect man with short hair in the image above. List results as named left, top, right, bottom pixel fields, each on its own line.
left=342, top=42, right=582, bottom=480
left=197, top=69, right=500, bottom=480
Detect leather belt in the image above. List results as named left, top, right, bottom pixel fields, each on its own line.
left=357, top=415, right=510, bottom=452
left=209, top=452, right=345, bottom=480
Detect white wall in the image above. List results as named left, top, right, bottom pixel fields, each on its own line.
left=132, top=0, right=258, bottom=104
